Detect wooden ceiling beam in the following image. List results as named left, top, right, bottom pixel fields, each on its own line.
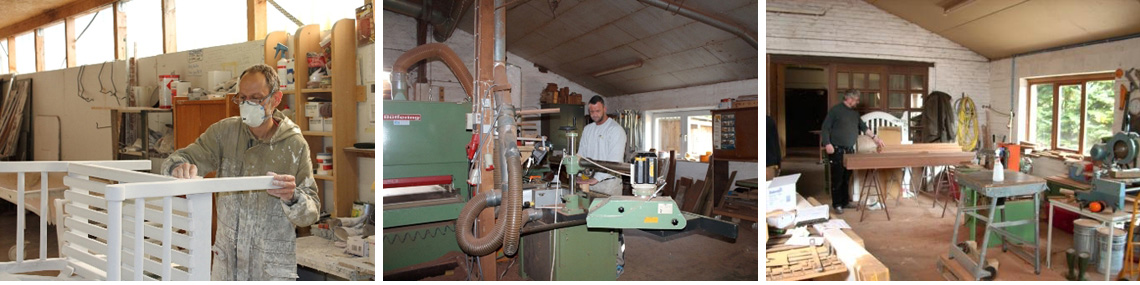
left=248, top=0, right=267, bottom=41
left=113, top=1, right=126, bottom=60
left=0, top=0, right=118, bottom=40
left=6, top=36, right=15, bottom=74
left=162, top=0, right=176, bottom=53
left=65, top=17, right=76, bottom=68
left=34, top=29, right=44, bottom=72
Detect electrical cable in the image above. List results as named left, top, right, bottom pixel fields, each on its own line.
left=76, top=65, right=93, bottom=102
left=955, top=95, right=979, bottom=151
left=98, top=62, right=125, bottom=106
left=268, top=0, right=304, bottom=27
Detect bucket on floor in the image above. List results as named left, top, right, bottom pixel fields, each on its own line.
left=1074, top=219, right=1099, bottom=263
left=1096, top=226, right=1126, bottom=275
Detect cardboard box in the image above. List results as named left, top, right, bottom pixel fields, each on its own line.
left=309, top=117, right=324, bottom=132
left=569, top=93, right=582, bottom=103
left=732, top=100, right=758, bottom=108
left=766, top=173, right=800, bottom=212
left=346, top=235, right=367, bottom=257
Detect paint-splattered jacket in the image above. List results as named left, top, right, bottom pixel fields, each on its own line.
left=161, top=110, right=320, bottom=281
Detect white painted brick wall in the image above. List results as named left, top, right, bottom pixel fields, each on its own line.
left=990, top=35, right=1140, bottom=178
left=767, top=0, right=992, bottom=130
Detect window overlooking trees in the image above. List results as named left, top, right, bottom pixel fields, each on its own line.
left=1025, top=73, right=1115, bottom=155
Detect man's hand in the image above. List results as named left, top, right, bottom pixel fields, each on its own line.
left=873, top=137, right=886, bottom=152
left=825, top=144, right=835, bottom=154
left=576, top=178, right=598, bottom=185
left=171, top=163, right=200, bottom=179
left=266, top=171, right=296, bottom=202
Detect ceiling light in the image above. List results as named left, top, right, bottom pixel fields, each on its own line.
left=591, top=60, right=644, bottom=77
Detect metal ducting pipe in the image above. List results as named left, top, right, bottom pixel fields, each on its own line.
left=383, top=0, right=474, bottom=43
left=637, top=0, right=757, bottom=49
left=391, top=43, right=475, bottom=98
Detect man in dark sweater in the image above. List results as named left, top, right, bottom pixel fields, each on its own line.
left=821, top=90, right=884, bottom=214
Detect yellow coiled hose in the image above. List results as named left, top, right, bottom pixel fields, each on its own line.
left=956, top=96, right=980, bottom=151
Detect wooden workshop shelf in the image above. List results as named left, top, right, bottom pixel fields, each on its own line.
left=301, top=88, right=334, bottom=94
left=302, top=131, right=333, bottom=137
left=344, top=147, right=375, bottom=158
left=272, top=18, right=360, bottom=218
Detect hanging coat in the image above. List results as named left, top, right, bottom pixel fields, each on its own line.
left=161, top=110, right=320, bottom=280
left=921, top=91, right=957, bottom=143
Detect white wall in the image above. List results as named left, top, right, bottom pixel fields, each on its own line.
left=993, top=36, right=1140, bottom=148
left=989, top=36, right=1140, bottom=177
left=766, top=0, right=991, bottom=125
left=19, top=36, right=375, bottom=213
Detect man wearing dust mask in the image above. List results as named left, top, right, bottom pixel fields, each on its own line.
left=160, top=63, right=319, bottom=280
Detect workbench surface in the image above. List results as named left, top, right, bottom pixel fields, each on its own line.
left=296, top=236, right=376, bottom=280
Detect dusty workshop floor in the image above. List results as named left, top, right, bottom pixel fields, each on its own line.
left=488, top=224, right=759, bottom=281
left=0, top=202, right=61, bottom=263
left=779, top=147, right=1139, bottom=281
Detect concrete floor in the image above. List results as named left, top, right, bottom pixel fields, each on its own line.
left=489, top=225, right=759, bottom=281
left=0, top=202, right=61, bottom=263
left=779, top=147, right=1136, bottom=281
left=1, top=194, right=758, bottom=281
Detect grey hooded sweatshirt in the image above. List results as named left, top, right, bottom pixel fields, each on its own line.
left=161, top=109, right=320, bottom=280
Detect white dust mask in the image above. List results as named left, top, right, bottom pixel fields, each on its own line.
left=240, top=101, right=268, bottom=127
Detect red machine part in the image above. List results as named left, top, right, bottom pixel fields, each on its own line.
left=383, top=175, right=453, bottom=188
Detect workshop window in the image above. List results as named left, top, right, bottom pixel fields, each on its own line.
left=123, top=0, right=163, bottom=58
left=14, top=32, right=34, bottom=74
left=1025, top=73, right=1115, bottom=155
left=0, top=39, right=8, bottom=74
left=651, top=110, right=713, bottom=161
left=74, top=7, right=114, bottom=66
left=267, top=0, right=361, bottom=35
left=176, top=0, right=246, bottom=52
left=41, top=23, right=65, bottom=71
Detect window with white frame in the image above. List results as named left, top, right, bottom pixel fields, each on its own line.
left=650, top=109, right=714, bottom=161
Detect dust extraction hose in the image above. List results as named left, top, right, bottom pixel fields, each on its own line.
left=456, top=107, right=526, bottom=257
left=500, top=107, right=525, bottom=256
left=455, top=191, right=508, bottom=256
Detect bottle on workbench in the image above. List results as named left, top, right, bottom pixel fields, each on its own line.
left=993, top=149, right=1005, bottom=181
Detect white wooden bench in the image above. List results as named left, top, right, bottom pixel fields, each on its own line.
left=0, top=160, right=279, bottom=281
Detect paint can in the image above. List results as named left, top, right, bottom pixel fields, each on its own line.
left=159, top=75, right=180, bottom=109
left=316, top=153, right=333, bottom=175
left=1074, top=219, right=1099, bottom=262
left=1096, top=226, right=1127, bottom=275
